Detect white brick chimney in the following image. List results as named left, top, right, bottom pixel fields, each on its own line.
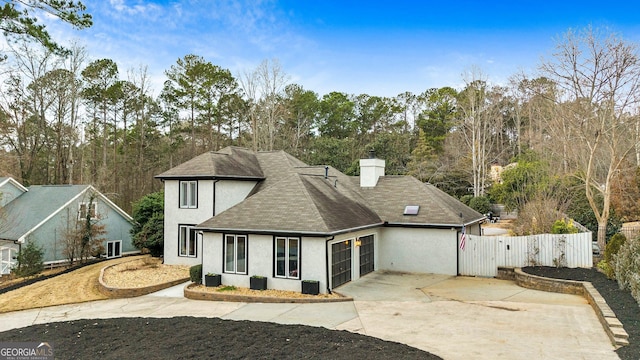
left=360, top=150, right=385, bottom=187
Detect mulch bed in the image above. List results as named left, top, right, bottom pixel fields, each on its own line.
left=0, top=317, right=441, bottom=360
left=523, top=266, right=640, bottom=360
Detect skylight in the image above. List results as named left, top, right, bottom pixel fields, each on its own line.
left=404, top=205, right=420, bottom=215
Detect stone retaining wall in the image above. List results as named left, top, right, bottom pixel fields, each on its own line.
left=98, top=262, right=189, bottom=298
left=497, top=267, right=629, bottom=348
left=184, top=284, right=352, bottom=304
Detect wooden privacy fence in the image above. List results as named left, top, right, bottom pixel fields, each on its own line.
left=458, top=232, right=593, bottom=277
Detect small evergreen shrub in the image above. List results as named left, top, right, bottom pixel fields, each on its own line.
left=614, top=235, right=640, bottom=305
left=12, top=241, right=44, bottom=278
left=550, top=219, right=579, bottom=234
left=597, top=260, right=613, bottom=278
left=190, top=264, right=202, bottom=284
left=601, top=233, right=626, bottom=279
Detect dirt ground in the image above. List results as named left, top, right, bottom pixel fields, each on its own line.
left=0, top=256, right=143, bottom=313
left=102, top=257, right=189, bottom=288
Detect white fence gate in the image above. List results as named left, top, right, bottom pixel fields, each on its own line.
left=458, top=232, right=593, bottom=277
left=0, top=246, right=18, bottom=276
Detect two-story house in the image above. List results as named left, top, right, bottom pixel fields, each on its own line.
left=156, top=147, right=484, bottom=294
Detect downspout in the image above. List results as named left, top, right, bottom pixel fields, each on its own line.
left=325, top=235, right=335, bottom=294
left=456, top=228, right=460, bottom=276
left=212, top=180, right=219, bottom=216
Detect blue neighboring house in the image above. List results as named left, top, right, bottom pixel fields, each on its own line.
left=0, top=177, right=138, bottom=275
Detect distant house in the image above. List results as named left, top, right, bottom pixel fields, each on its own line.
left=0, top=177, right=137, bottom=275
left=156, top=147, right=484, bottom=294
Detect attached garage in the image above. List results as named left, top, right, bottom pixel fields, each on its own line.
left=331, top=240, right=352, bottom=288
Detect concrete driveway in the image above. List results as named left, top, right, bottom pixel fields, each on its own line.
left=0, top=272, right=619, bottom=360
left=336, top=272, right=618, bottom=359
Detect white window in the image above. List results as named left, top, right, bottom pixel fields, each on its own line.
left=106, top=240, right=122, bottom=259
left=275, top=237, right=299, bottom=279
left=179, top=181, right=197, bottom=208
left=78, top=202, right=97, bottom=220
left=224, top=234, right=247, bottom=274
left=179, top=225, right=197, bottom=257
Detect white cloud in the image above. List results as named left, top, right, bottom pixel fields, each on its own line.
left=108, top=0, right=162, bottom=17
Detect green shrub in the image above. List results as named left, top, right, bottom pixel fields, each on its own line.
left=614, top=235, right=640, bottom=305
left=12, top=241, right=44, bottom=278
left=217, top=285, right=237, bottom=292
left=132, top=212, right=164, bottom=257
left=602, top=233, right=626, bottom=279
left=597, top=260, right=613, bottom=278
left=190, top=264, right=202, bottom=284
left=551, top=219, right=579, bottom=234
left=460, top=195, right=473, bottom=206
left=468, top=196, right=491, bottom=214
left=605, top=233, right=626, bottom=263
left=130, top=192, right=164, bottom=257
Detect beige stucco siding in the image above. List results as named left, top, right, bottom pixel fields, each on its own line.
left=378, top=227, right=457, bottom=275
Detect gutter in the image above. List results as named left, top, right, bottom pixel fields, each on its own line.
left=154, top=175, right=265, bottom=181
left=384, top=216, right=486, bottom=229
left=194, top=222, right=385, bottom=237
left=325, top=235, right=335, bottom=294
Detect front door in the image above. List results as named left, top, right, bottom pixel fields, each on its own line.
left=331, top=240, right=352, bottom=288
left=359, top=235, right=374, bottom=276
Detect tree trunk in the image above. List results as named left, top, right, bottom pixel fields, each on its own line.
left=597, top=222, right=607, bottom=252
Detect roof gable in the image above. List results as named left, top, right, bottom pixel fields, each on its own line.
left=156, top=146, right=264, bottom=179
left=197, top=173, right=381, bottom=235
left=0, top=177, right=28, bottom=206
left=0, top=185, right=133, bottom=242
left=0, top=185, right=89, bottom=241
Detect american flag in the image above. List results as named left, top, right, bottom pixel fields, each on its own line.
left=459, top=226, right=467, bottom=250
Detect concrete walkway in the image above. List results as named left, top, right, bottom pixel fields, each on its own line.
left=0, top=272, right=619, bottom=360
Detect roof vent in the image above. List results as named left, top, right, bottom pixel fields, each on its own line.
left=368, top=149, right=376, bottom=159
left=404, top=205, right=420, bottom=215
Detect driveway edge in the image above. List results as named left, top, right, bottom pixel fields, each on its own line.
left=507, top=267, right=629, bottom=348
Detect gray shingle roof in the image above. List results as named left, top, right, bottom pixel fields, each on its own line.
left=198, top=173, right=382, bottom=234
left=164, top=147, right=483, bottom=234
left=356, top=176, right=484, bottom=226
left=155, top=146, right=264, bottom=180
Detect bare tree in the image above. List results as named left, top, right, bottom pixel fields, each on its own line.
left=457, top=68, right=505, bottom=196
left=59, top=193, right=106, bottom=265
left=239, top=59, right=290, bottom=151
left=539, top=27, right=640, bottom=249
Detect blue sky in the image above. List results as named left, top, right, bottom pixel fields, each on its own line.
left=45, top=0, right=640, bottom=97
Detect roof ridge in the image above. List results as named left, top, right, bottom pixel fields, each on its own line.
left=296, top=174, right=333, bottom=233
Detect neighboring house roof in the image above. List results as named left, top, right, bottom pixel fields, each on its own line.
left=0, top=184, right=133, bottom=243
left=0, top=177, right=28, bottom=193
left=183, top=146, right=484, bottom=235
left=155, top=146, right=265, bottom=180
